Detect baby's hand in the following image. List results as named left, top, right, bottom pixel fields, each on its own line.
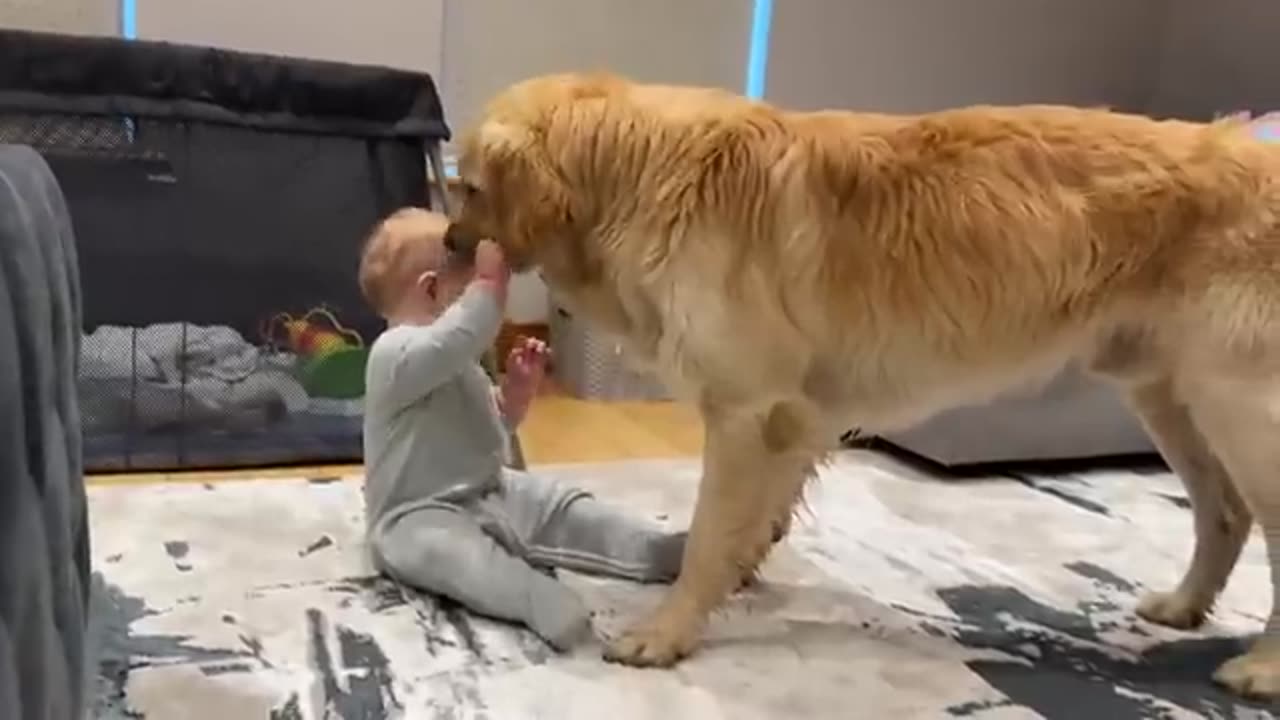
left=474, top=240, right=511, bottom=303
left=506, top=336, right=550, bottom=387
left=499, top=336, right=550, bottom=428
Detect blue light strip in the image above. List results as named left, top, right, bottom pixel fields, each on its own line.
left=744, top=0, right=773, bottom=99
left=120, top=0, right=137, bottom=141
left=121, top=0, right=136, bottom=39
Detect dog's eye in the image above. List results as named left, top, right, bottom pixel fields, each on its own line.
left=462, top=182, right=481, bottom=197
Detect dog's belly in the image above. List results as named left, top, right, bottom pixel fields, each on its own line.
left=813, top=332, right=1096, bottom=434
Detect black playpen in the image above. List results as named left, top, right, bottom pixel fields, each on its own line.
left=0, top=29, right=454, bottom=472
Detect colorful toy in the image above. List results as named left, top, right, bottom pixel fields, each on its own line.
left=262, top=307, right=369, bottom=400
left=1222, top=110, right=1280, bottom=143
left=1250, top=112, right=1280, bottom=143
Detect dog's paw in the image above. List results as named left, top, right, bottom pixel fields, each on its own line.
left=735, top=569, right=761, bottom=593
left=770, top=513, right=792, bottom=544
left=1214, top=649, right=1280, bottom=700
left=603, top=620, right=698, bottom=668
left=1136, top=590, right=1209, bottom=630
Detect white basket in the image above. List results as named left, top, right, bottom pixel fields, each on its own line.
left=549, top=303, right=672, bottom=401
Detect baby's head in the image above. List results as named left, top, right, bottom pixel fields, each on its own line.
left=358, top=208, right=472, bottom=323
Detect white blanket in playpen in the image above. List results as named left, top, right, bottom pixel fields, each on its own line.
left=79, top=323, right=309, bottom=433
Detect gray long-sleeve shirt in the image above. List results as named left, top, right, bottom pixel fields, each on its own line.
left=362, top=282, right=507, bottom=533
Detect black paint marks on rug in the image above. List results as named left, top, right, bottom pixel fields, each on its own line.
left=935, top=583, right=1270, bottom=719
left=309, top=476, right=341, bottom=485
left=398, top=588, right=451, bottom=657
left=305, top=608, right=340, bottom=701
left=332, top=574, right=411, bottom=613
left=92, top=658, right=145, bottom=720
left=162, top=540, right=192, bottom=572
left=269, top=693, right=304, bottom=720
left=338, top=625, right=402, bottom=711
left=298, top=534, right=334, bottom=557
left=240, top=633, right=274, bottom=669
left=1157, top=493, right=1192, bottom=511
left=422, top=668, right=493, bottom=720
left=1010, top=476, right=1111, bottom=517
left=305, top=607, right=403, bottom=719
left=440, top=597, right=489, bottom=663
left=365, top=581, right=409, bottom=613
left=401, top=585, right=549, bottom=666
left=1063, top=561, right=1139, bottom=595
left=946, top=698, right=1015, bottom=716
left=405, top=586, right=556, bottom=665
left=162, top=541, right=188, bottom=558
left=123, top=625, right=248, bottom=666
left=91, top=575, right=253, bottom=718
left=199, top=661, right=254, bottom=676
left=514, top=626, right=554, bottom=666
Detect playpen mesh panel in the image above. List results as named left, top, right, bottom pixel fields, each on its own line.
left=0, top=113, right=133, bottom=151
left=25, top=113, right=428, bottom=472
left=0, top=30, right=448, bottom=472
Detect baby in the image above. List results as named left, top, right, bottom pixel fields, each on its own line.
left=357, top=207, right=686, bottom=649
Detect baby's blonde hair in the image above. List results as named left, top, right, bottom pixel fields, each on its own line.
left=358, top=207, right=451, bottom=315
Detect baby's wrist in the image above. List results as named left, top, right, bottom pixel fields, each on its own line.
left=502, top=375, right=535, bottom=398
left=470, top=276, right=508, bottom=306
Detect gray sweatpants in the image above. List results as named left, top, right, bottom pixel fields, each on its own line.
left=372, top=470, right=685, bottom=649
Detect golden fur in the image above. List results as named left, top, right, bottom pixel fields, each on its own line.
left=448, top=72, right=1280, bottom=698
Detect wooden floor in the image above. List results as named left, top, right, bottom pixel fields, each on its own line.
left=519, top=390, right=702, bottom=464
left=87, top=385, right=704, bottom=486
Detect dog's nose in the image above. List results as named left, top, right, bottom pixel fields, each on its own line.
left=442, top=222, right=478, bottom=265
left=442, top=222, right=463, bottom=252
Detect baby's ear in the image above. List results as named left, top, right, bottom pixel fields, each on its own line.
left=416, top=270, right=439, bottom=298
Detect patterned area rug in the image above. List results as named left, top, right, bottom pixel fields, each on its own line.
left=88, top=452, right=1276, bottom=719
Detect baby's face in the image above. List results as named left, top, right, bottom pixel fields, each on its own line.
left=433, top=263, right=473, bottom=310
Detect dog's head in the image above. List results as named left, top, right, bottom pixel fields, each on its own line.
left=444, top=73, right=621, bottom=277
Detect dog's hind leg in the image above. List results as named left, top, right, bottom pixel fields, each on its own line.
left=1124, top=379, right=1253, bottom=629
left=604, top=398, right=819, bottom=666
left=1184, top=377, right=1280, bottom=699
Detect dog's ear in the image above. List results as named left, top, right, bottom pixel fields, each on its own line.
left=478, top=120, right=574, bottom=268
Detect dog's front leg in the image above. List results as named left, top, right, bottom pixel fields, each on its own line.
left=604, top=401, right=811, bottom=667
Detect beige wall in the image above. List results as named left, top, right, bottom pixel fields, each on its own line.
left=1146, top=0, right=1280, bottom=119
left=135, top=0, right=1235, bottom=322
left=135, top=0, right=444, bottom=75
left=766, top=0, right=1169, bottom=114
left=0, top=0, right=117, bottom=36
left=437, top=0, right=754, bottom=322
left=21, top=1, right=1278, bottom=322
left=136, top=0, right=754, bottom=134
left=132, top=0, right=753, bottom=322
left=439, top=0, right=753, bottom=148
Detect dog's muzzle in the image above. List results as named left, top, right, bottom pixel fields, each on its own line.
left=442, top=222, right=480, bottom=266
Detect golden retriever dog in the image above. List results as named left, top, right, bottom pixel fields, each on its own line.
left=444, top=71, right=1280, bottom=698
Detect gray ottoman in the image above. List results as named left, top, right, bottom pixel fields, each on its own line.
left=0, top=145, right=90, bottom=720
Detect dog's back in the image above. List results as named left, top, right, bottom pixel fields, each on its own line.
left=769, top=104, right=1280, bottom=396
left=555, top=83, right=1276, bottom=419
